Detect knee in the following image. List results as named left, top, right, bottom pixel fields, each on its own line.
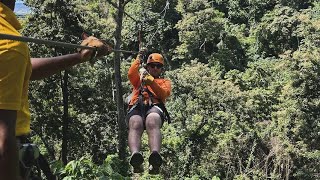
left=129, top=116, right=143, bottom=130
left=145, top=113, right=161, bottom=130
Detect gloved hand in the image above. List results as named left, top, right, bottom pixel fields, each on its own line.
left=143, top=72, right=154, bottom=85
left=139, top=67, right=147, bottom=81
left=136, top=47, right=148, bottom=61
left=79, top=33, right=113, bottom=64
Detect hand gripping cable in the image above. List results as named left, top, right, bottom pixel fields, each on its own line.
left=0, top=33, right=137, bottom=54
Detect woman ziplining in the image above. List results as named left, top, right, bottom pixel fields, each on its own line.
left=126, top=49, right=172, bottom=175
left=124, top=0, right=172, bottom=174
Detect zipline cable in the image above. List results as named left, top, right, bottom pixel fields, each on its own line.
left=0, top=33, right=138, bottom=54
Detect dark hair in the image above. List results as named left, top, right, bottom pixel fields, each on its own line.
left=1, top=0, right=15, bottom=10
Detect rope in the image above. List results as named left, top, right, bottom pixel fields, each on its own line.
left=144, top=0, right=170, bottom=48
left=0, top=33, right=138, bottom=54
left=160, top=0, right=170, bottom=17
left=199, top=38, right=207, bottom=50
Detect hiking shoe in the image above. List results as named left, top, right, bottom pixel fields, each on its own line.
left=148, top=151, right=162, bottom=175
left=130, top=152, right=144, bottom=173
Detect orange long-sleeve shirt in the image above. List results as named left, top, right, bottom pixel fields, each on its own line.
left=128, top=58, right=171, bottom=106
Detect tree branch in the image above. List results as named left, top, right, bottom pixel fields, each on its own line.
left=105, top=0, right=138, bottom=22
left=124, top=0, right=134, bottom=5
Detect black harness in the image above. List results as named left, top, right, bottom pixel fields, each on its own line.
left=17, top=136, right=56, bottom=180
left=130, top=84, right=171, bottom=124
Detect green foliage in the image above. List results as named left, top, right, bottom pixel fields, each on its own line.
left=123, top=0, right=180, bottom=68
left=175, top=1, right=225, bottom=65
left=211, top=0, right=313, bottom=25
left=213, top=0, right=277, bottom=24
left=253, top=5, right=319, bottom=58
left=165, top=61, right=248, bottom=178
left=24, top=0, right=118, bottom=168
left=73, top=0, right=115, bottom=39
left=53, top=155, right=129, bottom=179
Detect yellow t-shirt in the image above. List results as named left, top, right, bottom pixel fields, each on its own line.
left=0, top=3, right=32, bottom=136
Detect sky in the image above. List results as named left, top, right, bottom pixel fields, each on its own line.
left=14, top=1, right=30, bottom=15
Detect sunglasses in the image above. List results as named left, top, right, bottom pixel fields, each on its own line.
left=148, top=63, right=163, bottom=69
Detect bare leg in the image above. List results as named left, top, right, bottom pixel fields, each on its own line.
left=128, top=115, right=144, bottom=153
left=145, top=113, right=162, bottom=152
left=145, top=112, right=163, bottom=174
left=128, top=115, right=145, bottom=173
left=0, top=109, right=19, bottom=180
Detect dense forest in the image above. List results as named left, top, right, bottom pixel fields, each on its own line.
left=18, top=0, right=319, bottom=179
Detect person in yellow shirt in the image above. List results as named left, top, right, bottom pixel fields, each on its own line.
left=0, top=1, right=111, bottom=179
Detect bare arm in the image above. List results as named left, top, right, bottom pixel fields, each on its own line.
left=30, top=34, right=112, bottom=80
left=30, top=53, right=84, bottom=80
left=1, top=8, right=107, bottom=80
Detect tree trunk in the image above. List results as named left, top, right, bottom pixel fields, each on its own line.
left=114, top=0, right=127, bottom=164
left=61, top=70, right=69, bottom=165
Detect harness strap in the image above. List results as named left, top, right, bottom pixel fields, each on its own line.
left=138, top=91, right=145, bottom=121
left=143, top=87, right=171, bottom=124
left=157, top=103, right=171, bottom=124
left=16, top=136, right=56, bottom=180
left=129, top=86, right=171, bottom=124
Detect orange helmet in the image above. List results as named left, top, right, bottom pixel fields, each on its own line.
left=147, top=53, right=164, bottom=65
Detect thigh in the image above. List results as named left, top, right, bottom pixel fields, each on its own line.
left=126, top=106, right=143, bottom=127
left=146, top=106, right=164, bottom=127
left=0, top=110, right=18, bottom=179
left=0, top=110, right=17, bottom=137
left=128, top=115, right=144, bottom=131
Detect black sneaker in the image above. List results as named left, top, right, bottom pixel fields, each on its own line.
left=148, top=151, right=162, bottom=175
left=130, top=152, right=144, bottom=173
